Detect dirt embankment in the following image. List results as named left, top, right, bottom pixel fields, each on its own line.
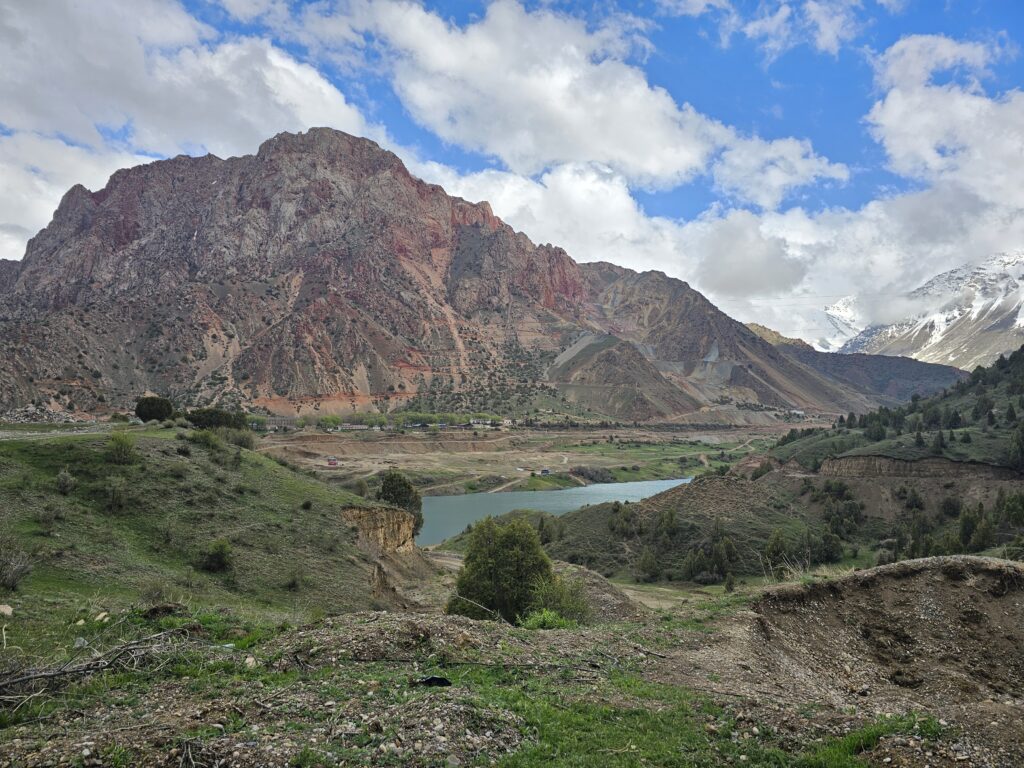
left=650, top=557, right=1024, bottom=766
left=819, top=455, right=1019, bottom=479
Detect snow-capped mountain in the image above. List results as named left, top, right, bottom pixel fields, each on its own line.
left=840, top=251, right=1024, bottom=370
left=819, top=296, right=864, bottom=352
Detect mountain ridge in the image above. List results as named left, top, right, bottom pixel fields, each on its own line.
left=0, top=128, right=964, bottom=421
left=839, top=251, right=1024, bottom=370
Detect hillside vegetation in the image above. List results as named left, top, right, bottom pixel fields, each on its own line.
left=772, top=345, right=1024, bottom=471
left=0, top=425, right=393, bottom=657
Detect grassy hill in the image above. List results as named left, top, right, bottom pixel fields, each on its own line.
left=0, top=425, right=391, bottom=657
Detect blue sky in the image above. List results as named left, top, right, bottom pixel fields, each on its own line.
left=1, top=0, right=1023, bottom=345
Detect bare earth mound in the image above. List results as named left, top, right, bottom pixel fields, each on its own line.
left=660, top=557, right=1024, bottom=767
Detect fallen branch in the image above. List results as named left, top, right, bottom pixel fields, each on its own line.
left=0, top=628, right=188, bottom=693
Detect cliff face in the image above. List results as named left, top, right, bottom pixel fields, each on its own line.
left=0, top=128, right=964, bottom=421
left=341, top=505, right=417, bottom=555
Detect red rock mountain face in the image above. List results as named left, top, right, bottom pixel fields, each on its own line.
left=0, top=129, right=963, bottom=421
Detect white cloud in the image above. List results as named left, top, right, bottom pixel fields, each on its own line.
left=741, top=1, right=863, bottom=59
left=742, top=3, right=796, bottom=59
left=656, top=0, right=733, bottom=16
left=803, top=0, right=862, bottom=56
left=295, top=0, right=843, bottom=209
left=712, top=136, right=849, bottom=209
left=867, top=35, right=1024, bottom=208
left=352, top=0, right=726, bottom=188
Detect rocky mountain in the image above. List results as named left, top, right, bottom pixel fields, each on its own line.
left=747, top=323, right=968, bottom=405
left=839, top=252, right=1024, bottom=370
left=0, top=128, right=964, bottom=421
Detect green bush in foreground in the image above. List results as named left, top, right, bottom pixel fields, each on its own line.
left=447, top=517, right=552, bottom=623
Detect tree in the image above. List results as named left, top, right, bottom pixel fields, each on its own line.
left=914, top=430, right=925, bottom=448
left=764, top=528, right=790, bottom=578
left=1007, top=403, right=1018, bottom=424
left=636, top=547, right=660, bottom=582
left=376, top=470, right=423, bottom=535
left=930, top=429, right=945, bottom=455
left=354, top=478, right=370, bottom=498
left=1010, top=423, right=1024, bottom=471
left=447, top=518, right=552, bottom=622
left=135, top=396, right=173, bottom=422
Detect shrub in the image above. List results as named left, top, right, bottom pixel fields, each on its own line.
left=217, top=428, right=255, bottom=449
left=300, top=500, right=313, bottom=510
left=176, top=443, right=191, bottom=457
left=520, top=608, right=576, bottom=630
left=186, top=408, right=247, bottom=430
left=135, top=396, right=173, bottom=422
left=376, top=470, right=423, bottom=535
left=107, top=431, right=137, bottom=465
left=447, top=518, right=552, bottom=622
left=284, top=566, right=309, bottom=592
left=529, top=574, right=592, bottom=624
left=56, top=466, right=76, bottom=495
left=636, top=547, right=660, bottom=582
left=105, top=475, right=128, bottom=511
left=0, top=535, right=34, bottom=591
left=751, top=460, right=772, bottom=480
left=186, top=429, right=225, bottom=452
left=198, top=539, right=233, bottom=573
left=109, top=413, right=130, bottom=423
left=354, top=478, right=370, bottom=498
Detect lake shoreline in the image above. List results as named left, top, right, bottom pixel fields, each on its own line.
left=416, top=476, right=692, bottom=546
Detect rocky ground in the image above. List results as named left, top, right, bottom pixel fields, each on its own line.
left=1, top=557, right=1021, bottom=766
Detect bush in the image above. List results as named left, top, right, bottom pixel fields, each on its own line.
left=186, top=408, right=248, bottom=430
left=186, top=429, right=225, bottom=452
left=135, top=396, right=173, bottom=422
left=447, top=518, right=552, bottom=622
left=56, top=466, right=76, bottom=496
left=529, top=574, right=592, bottom=624
left=520, top=608, right=576, bottom=630
left=217, top=428, right=255, bottom=449
left=107, top=431, right=137, bottom=465
left=636, top=547, right=660, bottom=582
left=176, top=443, right=191, bottom=457
left=105, top=475, right=128, bottom=511
left=300, top=500, right=313, bottom=510
left=751, top=460, right=772, bottom=480
left=354, top=478, right=370, bottom=498
left=377, top=470, right=423, bottom=535
left=0, top=535, right=34, bottom=591
left=198, top=539, right=233, bottom=573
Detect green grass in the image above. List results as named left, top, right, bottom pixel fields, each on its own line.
left=0, top=430, right=381, bottom=658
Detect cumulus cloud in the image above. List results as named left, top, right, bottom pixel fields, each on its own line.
left=712, top=136, right=849, bottom=209
left=867, top=34, right=1024, bottom=208
left=740, top=1, right=864, bottom=60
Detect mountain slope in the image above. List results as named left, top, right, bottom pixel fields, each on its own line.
left=841, top=252, right=1024, bottom=370
left=0, top=128, right=962, bottom=421
left=748, top=323, right=968, bottom=405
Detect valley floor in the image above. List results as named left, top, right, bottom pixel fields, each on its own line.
left=257, top=425, right=785, bottom=496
